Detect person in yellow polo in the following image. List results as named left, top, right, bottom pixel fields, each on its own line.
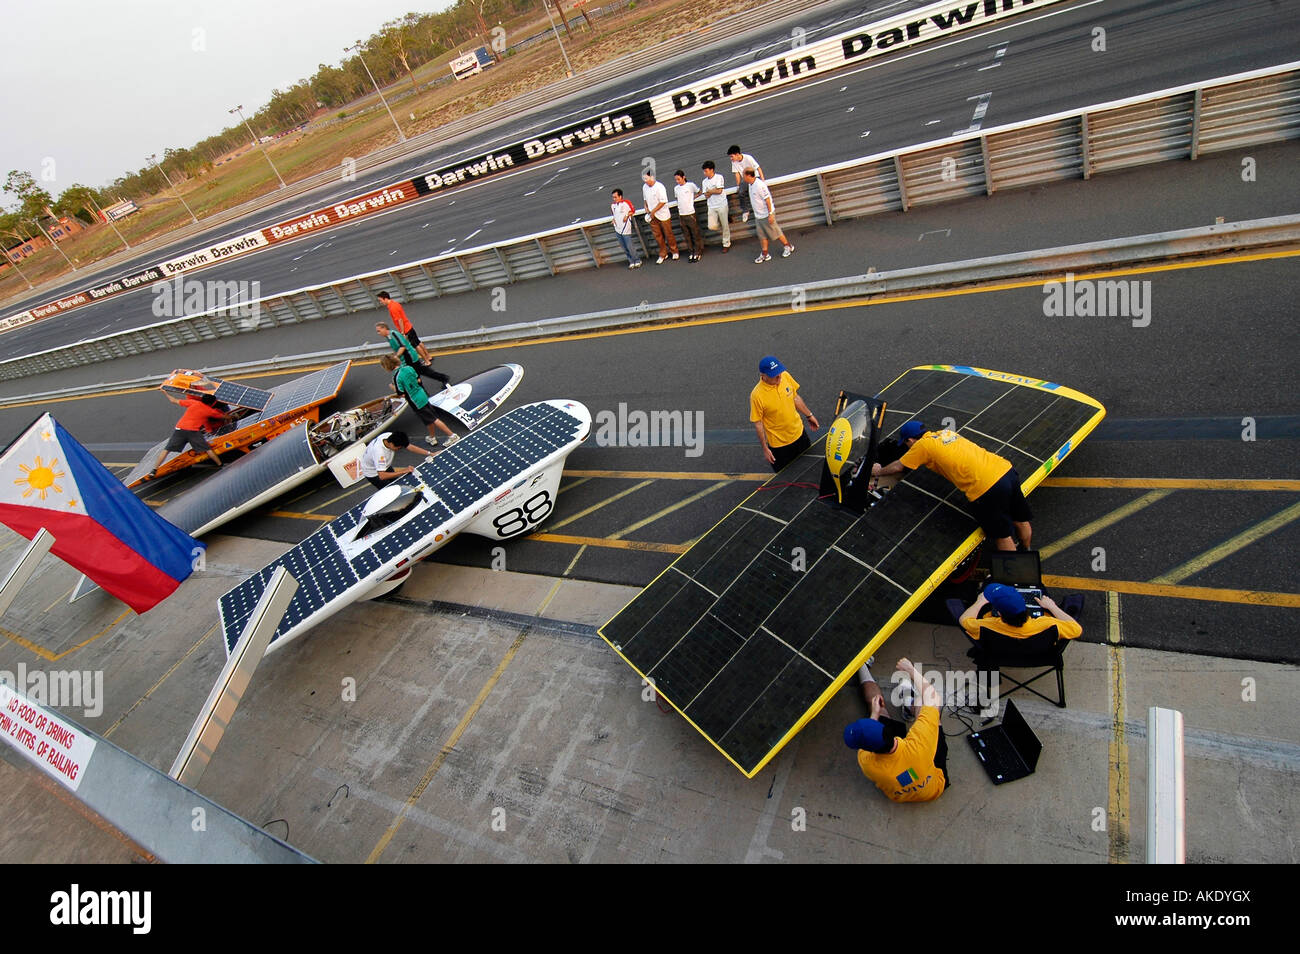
left=750, top=355, right=819, bottom=471
left=844, top=657, right=948, bottom=803
left=872, top=420, right=1032, bottom=551
left=959, top=583, right=1083, bottom=641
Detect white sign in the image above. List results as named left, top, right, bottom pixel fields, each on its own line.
left=0, top=683, right=96, bottom=791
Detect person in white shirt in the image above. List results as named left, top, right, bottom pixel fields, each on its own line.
left=642, top=171, right=679, bottom=263
left=360, top=430, right=433, bottom=489
left=743, top=168, right=794, bottom=264
left=609, top=188, right=642, bottom=268
left=673, top=170, right=704, bottom=261
left=700, top=160, right=731, bottom=252
left=728, top=145, right=764, bottom=223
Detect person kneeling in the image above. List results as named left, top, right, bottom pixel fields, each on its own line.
left=844, top=657, right=948, bottom=803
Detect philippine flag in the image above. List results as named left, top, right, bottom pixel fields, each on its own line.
left=0, top=414, right=201, bottom=613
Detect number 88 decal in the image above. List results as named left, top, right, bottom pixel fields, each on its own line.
left=492, top=490, right=553, bottom=537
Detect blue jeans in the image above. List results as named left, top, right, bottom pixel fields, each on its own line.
left=615, top=231, right=640, bottom=265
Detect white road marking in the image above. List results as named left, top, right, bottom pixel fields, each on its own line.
left=919, top=229, right=952, bottom=240
left=463, top=229, right=482, bottom=242
left=925, top=119, right=941, bottom=125
left=540, top=168, right=568, bottom=186
left=953, top=91, right=992, bottom=135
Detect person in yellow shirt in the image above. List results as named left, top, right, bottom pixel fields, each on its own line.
left=844, top=657, right=948, bottom=803
left=872, top=420, right=1032, bottom=551
left=959, top=583, right=1083, bottom=641
left=750, top=355, right=819, bottom=471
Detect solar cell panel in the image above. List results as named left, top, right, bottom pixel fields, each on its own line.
left=213, top=381, right=272, bottom=410
left=255, top=361, right=350, bottom=423
left=599, top=366, right=1105, bottom=776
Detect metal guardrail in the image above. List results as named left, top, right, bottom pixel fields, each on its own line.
left=2, top=63, right=1297, bottom=383
left=4, top=212, right=1296, bottom=408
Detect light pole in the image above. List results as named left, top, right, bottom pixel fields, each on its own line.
left=541, top=1, right=574, bottom=78
left=147, top=154, right=199, bottom=224
left=345, top=41, right=407, bottom=142
left=28, top=216, right=77, bottom=271
left=229, top=105, right=287, bottom=189
left=88, top=195, right=131, bottom=250
left=1, top=232, right=36, bottom=289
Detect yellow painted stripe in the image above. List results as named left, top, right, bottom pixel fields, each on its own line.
left=0, top=626, right=58, bottom=661
left=608, top=480, right=731, bottom=540
left=1043, top=574, right=1300, bottom=608
left=1106, top=591, right=1130, bottom=864
left=1038, top=490, right=1172, bottom=560
left=546, top=479, right=653, bottom=530
left=529, top=532, right=687, bottom=554
left=1151, top=500, right=1300, bottom=585
left=12, top=248, right=1297, bottom=411
left=42, top=584, right=77, bottom=615
left=366, top=628, right=529, bottom=863
left=1042, top=477, right=1300, bottom=491
left=103, top=626, right=216, bottom=738
left=304, top=485, right=367, bottom=515
left=566, top=469, right=771, bottom=481
left=267, top=509, right=333, bottom=522
left=51, top=608, right=133, bottom=661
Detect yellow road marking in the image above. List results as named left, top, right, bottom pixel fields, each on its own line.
left=1151, top=500, right=1300, bottom=585
left=42, top=583, right=78, bottom=615
left=546, top=479, right=653, bottom=530
left=12, top=248, right=1298, bottom=410
left=1042, top=477, right=1300, bottom=491
left=608, top=480, right=731, bottom=540
left=0, top=627, right=58, bottom=661
left=528, top=533, right=687, bottom=553
left=1106, top=591, right=1130, bottom=864
left=1038, top=490, right=1172, bottom=560
left=104, top=626, right=216, bottom=738
left=304, top=485, right=367, bottom=514
left=364, top=629, right=530, bottom=868
left=562, top=544, right=587, bottom=576
left=0, top=607, right=132, bottom=661
left=1043, top=574, right=1300, bottom=608
left=558, top=475, right=594, bottom=493
left=267, top=510, right=333, bottom=522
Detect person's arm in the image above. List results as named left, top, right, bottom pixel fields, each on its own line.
left=377, top=464, right=415, bottom=479
left=897, top=658, right=943, bottom=708
left=1034, top=595, right=1082, bottom=637
left=959, top=593, right=989, bottom=624
left=792, top=393, right=819, bottom=431
left=873, top=459, right=909, bottom=477
left=753, top=420, right=775, bottom=466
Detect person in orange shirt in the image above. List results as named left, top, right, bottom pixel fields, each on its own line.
left=845, top=657, right=948, bottom=803
left=147, top=393, right=227, bottom=477
left=750, top=355, right=819, bottom=471
left=872, top=420, right=1032, bottom=551
left=377, top=291, right=436, bottom=368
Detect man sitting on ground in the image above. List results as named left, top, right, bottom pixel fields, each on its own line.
left=844, top=657, right=948, bottom=803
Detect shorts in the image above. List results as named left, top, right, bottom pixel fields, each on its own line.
left=970, top=468, right=1032, bottom=540
left=366, top=475, right=392, bottom=490
left=756, top=216, right=782, bottom=241
left=165, top=428, right=212, bottom=453
left=412, top=403, right=439, bottom=425
left=405, top=328, right=422, bottom=350
left=769, top=429, right=810, bottom=472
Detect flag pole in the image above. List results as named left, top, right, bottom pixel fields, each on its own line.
left=0, top=529, right=55, bottom=618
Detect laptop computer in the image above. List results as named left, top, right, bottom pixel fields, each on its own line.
left=967, top=700, right=1042, bottom=785
left=987, top=549, right=1045, bottom=603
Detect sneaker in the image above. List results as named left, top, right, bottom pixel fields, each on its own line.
left=425, top=436, right=439, bottom=447
left=722, top=244, right=731, bottom=253
left=443, top=434, right=459, bottom=447
left=782, top=245, right=794, bottom=257
left=671, top=252, right=679, bottom=260
left=754, top=253, right=771, bottom=264
left=656, top=256, right=665, bottom=264
left=628, top=261, right=640, bottom=269
left=742, top=211, right=750, bottom=223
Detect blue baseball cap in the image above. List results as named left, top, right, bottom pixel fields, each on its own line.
left=844, top=718, right=896, bottom=754
left=899, top=420, right=925, bottom=441
left=759, top=356, right=785, bottom=377
left=984, top=583, right=1027, bottom=617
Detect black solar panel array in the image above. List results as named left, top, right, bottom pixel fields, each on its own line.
left=219, top=401, right=587, bottom=654
left=213, top=381, right=272, bottom=410
left=600, top=368, right=1102, bottom=776
left=255, top=361, right=350, bottom=423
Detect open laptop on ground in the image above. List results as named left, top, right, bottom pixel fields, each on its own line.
left=967, top=699, right=1042, bottom=785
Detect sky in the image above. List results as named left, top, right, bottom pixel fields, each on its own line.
left=0, top=0, right=454, bottom=198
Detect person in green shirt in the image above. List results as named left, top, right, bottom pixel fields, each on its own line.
left=378, top=354, right=458, bottom=447
left=375, top=322, right=450, bottom=387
